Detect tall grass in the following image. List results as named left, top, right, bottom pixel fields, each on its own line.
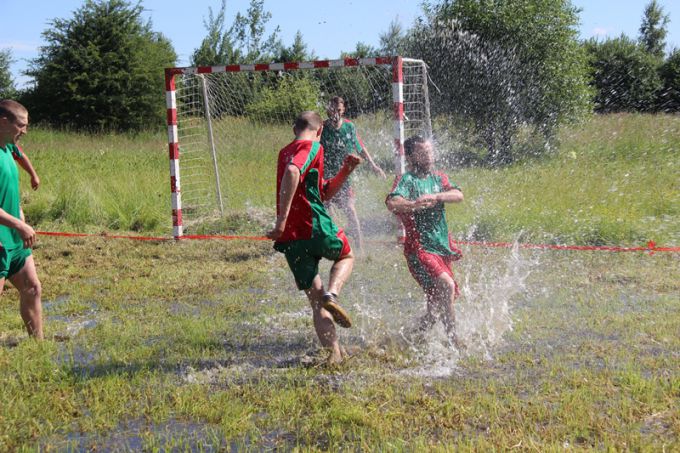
left=18, top=114, right=680, bottom=245
left=21, top=128, right=168, bottom=233
left=447, top=114, right=679, bottom=245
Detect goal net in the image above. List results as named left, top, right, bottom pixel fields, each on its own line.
left=165, top=57, right=432, bottom=239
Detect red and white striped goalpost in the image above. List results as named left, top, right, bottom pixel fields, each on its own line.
left=165, top=56, right=431, bottom=239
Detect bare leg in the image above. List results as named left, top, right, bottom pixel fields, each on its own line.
left=433, top=273, right=461, bottom=348
left=305, top=275, right=343, bottom=364
left=9, top=256, right=43, bottom=339
left=326, top=251, right=354, bottom=297
left=420, top=290, right=438, bottom=331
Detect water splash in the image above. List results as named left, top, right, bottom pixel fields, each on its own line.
left=393, top=242, right=536, bottom=377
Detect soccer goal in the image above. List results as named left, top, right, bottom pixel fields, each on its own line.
left=165, top=56, right=432, bottom=239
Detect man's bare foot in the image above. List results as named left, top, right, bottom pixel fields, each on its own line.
left=326, top=345, right=345, bottom=366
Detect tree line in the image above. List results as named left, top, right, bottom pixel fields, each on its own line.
left=0, top=0, right=678, bottom=164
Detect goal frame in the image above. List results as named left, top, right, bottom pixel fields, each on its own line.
left=164, top=56, right=431, bottom=239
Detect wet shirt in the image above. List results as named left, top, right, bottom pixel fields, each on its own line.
left=387, top=170, right=461, bottom=256
left=275, top=139, right=338, bottom=243
left=0, top=143, right=24, bottom=250
left=320, top=119, right=365, bottom=178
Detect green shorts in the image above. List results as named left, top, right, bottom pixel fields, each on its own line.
left=274, top=231, right=351, bottom=290
left=0, top=246, right=32, bottom=279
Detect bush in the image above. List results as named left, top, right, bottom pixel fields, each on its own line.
left=245, top=76, right=320, bottom=124
left=584, top=35, right=663, bottom=113
left=658, top=48, right=680, bottom=112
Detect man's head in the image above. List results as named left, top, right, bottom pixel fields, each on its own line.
left=404, top=135, right=434, bottom=174
left=0, top=100, right=29, bottom=145
left=326, top=96, right=345, bottom=123
left=293, top=111, right=323, bottom=139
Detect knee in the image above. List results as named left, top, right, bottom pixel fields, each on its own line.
left=435, top=276, right=455, bottom=295
left=23, top=279, right=42, bottom=299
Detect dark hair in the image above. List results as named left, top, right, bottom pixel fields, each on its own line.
left=404, top=135, right=428, bottom=157
left=294, top=111, right=322, bottom=132
left=329, top=96, right=345, bottom=108
left=0, top=99, right=28, bottom=122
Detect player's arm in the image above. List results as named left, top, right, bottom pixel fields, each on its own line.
left=322, top=154, right=362, bottom=200
left=434, top=188, right=464, bottom=204
left=15, top=151, right=40, bottom=190
left=267, top=164, right=300, bottom=240
left=386, top=195, right=420, bottom=213
left=0, top=208, right=36, bottom=249
left=409, top=189, right=463, bottom=209
left=354, top=128, right=385, bottom=178
left=359, top=148, right=386, bottom=179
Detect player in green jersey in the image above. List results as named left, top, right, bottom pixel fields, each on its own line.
left=320, top=96, right=385, bottom=252
left=386, top=135, right=464, bottom=348
left=0, top=100, right=43, bottom=340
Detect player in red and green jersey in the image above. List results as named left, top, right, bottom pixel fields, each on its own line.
left=0, top=100, right=43, bottom=340
left=320, top=96, right=385, bottom=252
left=386, top=135, right=464, bottom=348
left=267, top=111, right=362, bottom=366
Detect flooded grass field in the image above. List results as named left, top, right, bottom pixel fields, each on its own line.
left=1, top=235, right=678, bottom=450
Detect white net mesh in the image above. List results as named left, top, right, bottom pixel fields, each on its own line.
left=171, top=59, right=431, bottom=235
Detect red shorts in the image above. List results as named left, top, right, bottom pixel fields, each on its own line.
left=405, top=249, right=460, bottom=296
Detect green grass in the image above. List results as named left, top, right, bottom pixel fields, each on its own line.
left=18, top=113, right=679, bottom=246
left=0, top=113, right=678, bottom=450
left=0, top=237, right=678, bottom=450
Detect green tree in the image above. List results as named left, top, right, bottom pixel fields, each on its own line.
left=190, top=0, right=238, bottom=66
left=231, top=0, right=280, bottom=63
left=0, top=49, right=17, bottom=99
left=658, top=48, right=680, bottom=111
left=277, top=31, right=314, bottom=62
left=24, top=0, right=176, bottom=132
left=410, top=0, right=592, bottom=164
left=379, top=18, right=407, bottom=56
left=585, top=35, right=662, bottom=113
left=342, top=42, right=379, bottom=59
left=639, top=0, right=669, bottom=59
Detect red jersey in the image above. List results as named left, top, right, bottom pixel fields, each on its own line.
left=275, top=139, right=338, bottom=243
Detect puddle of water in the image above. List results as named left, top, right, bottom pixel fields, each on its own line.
left=41, top=417, right=224, bottom=452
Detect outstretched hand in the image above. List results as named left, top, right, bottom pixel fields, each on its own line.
left=342, top=154, right=363, bottom=172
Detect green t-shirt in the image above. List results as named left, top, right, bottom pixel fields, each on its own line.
left=387, top=170, right=461, bottom=256
left=0, top=143, right=24, bottom=250
left=320, top=119, right=365, bottom=178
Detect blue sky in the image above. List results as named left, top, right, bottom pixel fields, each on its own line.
left=2, top=0, right=679, bottom=88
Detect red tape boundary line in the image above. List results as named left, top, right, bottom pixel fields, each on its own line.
left=35, top=231, right=679, bottom=254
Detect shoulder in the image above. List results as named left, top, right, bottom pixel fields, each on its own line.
left=7, top=144, right=22, bottom=159
left=432, top=170, right=449, bottom=181
left=342, top=119, right=356, bottom=130
left=432, top=170, right=460, bottom=190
